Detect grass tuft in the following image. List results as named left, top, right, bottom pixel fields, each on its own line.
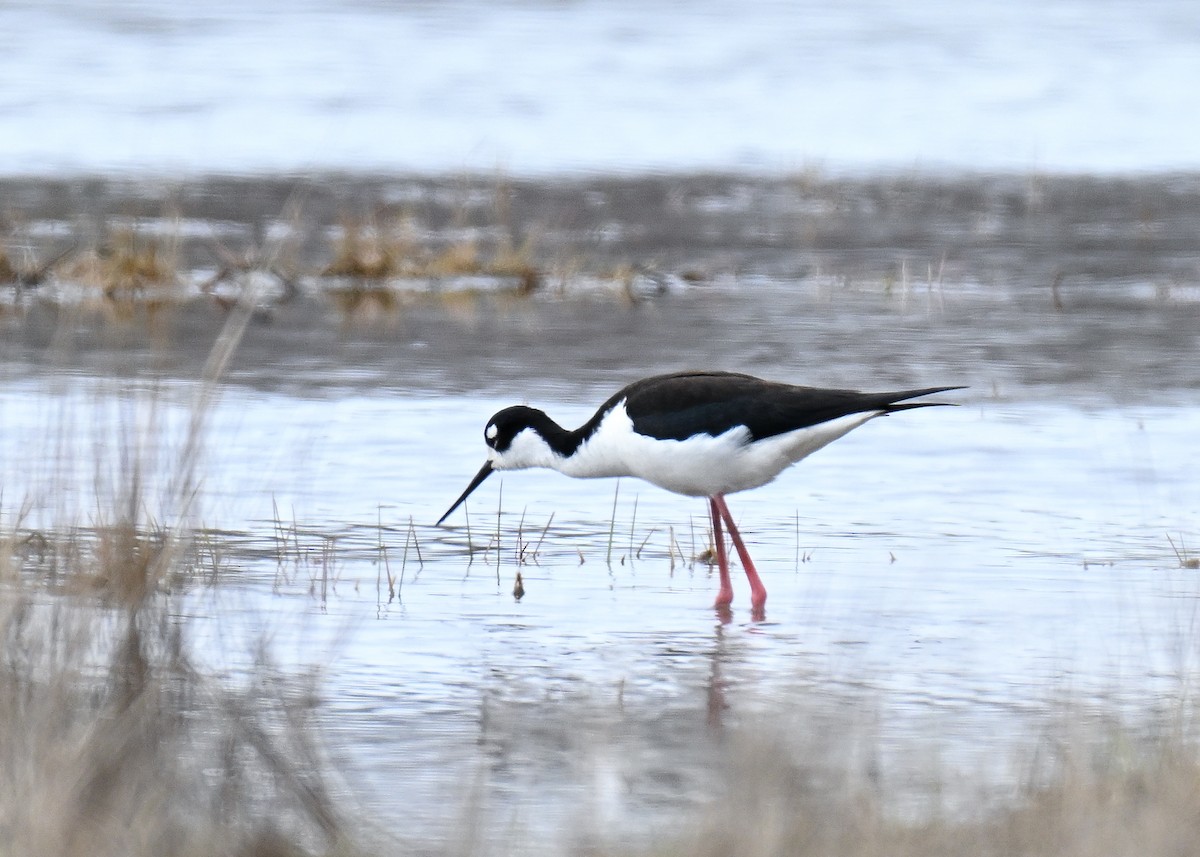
left=323, top=215, right=416, bottom=280
left=73, top=227, right=180, bottom=299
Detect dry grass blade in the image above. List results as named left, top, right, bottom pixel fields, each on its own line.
left=495, top=481, right=503, bottom=583
left=607, top=479, right=620, bottom=566
left=636, top=528, right=656, bottom=560
left=532, top=511, right=555, bottom=564
left=377, top=506, right=396, bottom=604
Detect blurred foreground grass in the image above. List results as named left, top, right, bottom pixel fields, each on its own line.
left=0, top=311, right=356, bottom=857
left=0, top=533, right=349, bottom=857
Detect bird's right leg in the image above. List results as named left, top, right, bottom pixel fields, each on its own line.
left=712, top=493, right=767, bottom=614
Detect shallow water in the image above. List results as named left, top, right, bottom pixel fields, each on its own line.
left=3, top=368, right=1198, bottom=850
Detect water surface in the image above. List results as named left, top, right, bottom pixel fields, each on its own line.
left=3, top=0, right=1199, bottom=175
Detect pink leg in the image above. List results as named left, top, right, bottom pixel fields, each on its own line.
left=712, top=494, right=767, bottom=613
left=709, top=497, right=733, bottom=609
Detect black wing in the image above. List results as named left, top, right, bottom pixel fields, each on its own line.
left=600, top=371, right=961, bottom=442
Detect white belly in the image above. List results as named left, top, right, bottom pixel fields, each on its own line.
left=560, top=405, right=882, bottom=497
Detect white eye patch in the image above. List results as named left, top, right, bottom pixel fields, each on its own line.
left=485, top=424, right=499, bottom=441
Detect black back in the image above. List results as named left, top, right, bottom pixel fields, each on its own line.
left=586, top=371, right=961, bottom=443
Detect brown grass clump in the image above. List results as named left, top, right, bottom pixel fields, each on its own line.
left=322, top=216, right=417, bottom=280
left=60, top=226, right=182, bottom=328
left=321, top=212, right=542, bottom=296
left=425, top=237, right=479, bottom=277
left=76, top=227, right=181, bottom=298
left=487, top=236, right=542, bottom=295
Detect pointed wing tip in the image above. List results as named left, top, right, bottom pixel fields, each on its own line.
left=883, top=385, right=968, bottom=413
left=912, top=384, right=969, bottom=400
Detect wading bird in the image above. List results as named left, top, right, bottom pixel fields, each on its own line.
left=437, top=371, right=962, bottom=615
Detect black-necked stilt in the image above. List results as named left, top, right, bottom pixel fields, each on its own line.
left=437, top=371, right=962, bottom=614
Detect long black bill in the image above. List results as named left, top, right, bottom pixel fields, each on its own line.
left=436, top=460, right=495, bottom=525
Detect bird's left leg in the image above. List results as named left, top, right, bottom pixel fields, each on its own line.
left=709, top=497, right=734, bottom=608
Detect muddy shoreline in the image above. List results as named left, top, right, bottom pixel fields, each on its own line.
left=5, top=170, right=1200, bottom=274
left=3, top=172, right=1199, bottom=403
